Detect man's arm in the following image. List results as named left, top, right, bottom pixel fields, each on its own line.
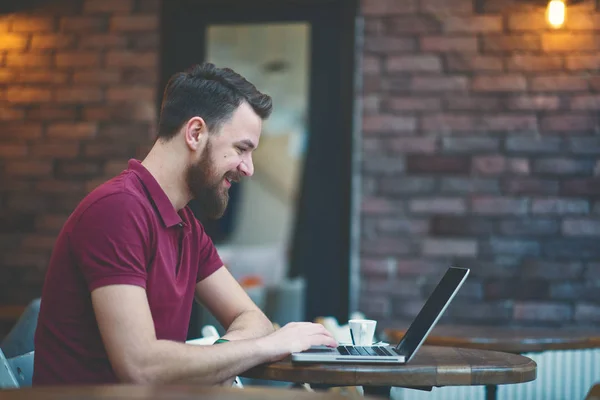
left=92, top=284, right=336, bottom=384
left=194, top=266, right=274, bottom=341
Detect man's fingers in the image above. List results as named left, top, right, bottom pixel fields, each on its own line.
left=311, top=324, right=335, bottom=339
left=280, top=321, right=339, bottom=348
left=313, top=334, right=338, bottom=348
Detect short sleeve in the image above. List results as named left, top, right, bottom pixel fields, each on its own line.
left=195, top=221, right=224, bottom=282
left=70, top=193, right=153, bottom=292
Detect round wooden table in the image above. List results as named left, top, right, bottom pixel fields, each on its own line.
left=384, top=325, right=600, bottom=400
left=0, top=384, right=381, bottom=400
left=241, top=345, right=536, bottom=398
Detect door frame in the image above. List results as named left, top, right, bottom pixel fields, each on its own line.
left=160, top=0, right=360, bottom=325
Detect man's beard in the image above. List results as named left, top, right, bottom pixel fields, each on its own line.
left=185, top=142, right=237, bottom=219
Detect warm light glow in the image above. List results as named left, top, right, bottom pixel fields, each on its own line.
left=547, top=0, right=566, bottom=29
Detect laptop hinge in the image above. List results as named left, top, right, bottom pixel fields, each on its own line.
left=395, top=338, right=411, bottom=357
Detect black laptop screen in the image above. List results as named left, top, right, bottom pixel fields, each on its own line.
left=395, top=267, right=469, bottom=359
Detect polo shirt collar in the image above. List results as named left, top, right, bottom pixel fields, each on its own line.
left=128, top=159, right=183, bottom=228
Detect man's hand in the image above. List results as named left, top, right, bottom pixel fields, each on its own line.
left=257, top=322, right=338, bottom=363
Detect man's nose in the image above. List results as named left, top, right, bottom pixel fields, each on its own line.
left=238, top=157, right=254, bottom=177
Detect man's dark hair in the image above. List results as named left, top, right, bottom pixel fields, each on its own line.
left=157, top=63, right=273, bottom=140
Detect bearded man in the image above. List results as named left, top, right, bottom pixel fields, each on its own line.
left=32, top=63, right=336, bottom=386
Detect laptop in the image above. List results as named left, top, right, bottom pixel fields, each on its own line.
left=291, top=266, right=469, bottom=364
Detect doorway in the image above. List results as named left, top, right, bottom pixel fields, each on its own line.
left=160, top=0, right=358, bottom=331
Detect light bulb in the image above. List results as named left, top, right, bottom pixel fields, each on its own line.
left=547, top=0, right=566, bottom=29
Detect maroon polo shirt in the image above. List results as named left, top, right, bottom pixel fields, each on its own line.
left=33, top=159, right=223, bottom=385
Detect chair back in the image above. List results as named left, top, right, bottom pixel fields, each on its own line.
left=0, top=349, right=19, bottom=389
left=6, top=351, right=34, bottom=388
left=1, top=298, right=41, bottom=358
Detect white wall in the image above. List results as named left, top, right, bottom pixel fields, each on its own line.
left=226, top=177, right=294, bottom=246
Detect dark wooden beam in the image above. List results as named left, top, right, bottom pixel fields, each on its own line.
left=474, top=0, right=486, bottom=13
left=0, top=0, right=48, bottom=13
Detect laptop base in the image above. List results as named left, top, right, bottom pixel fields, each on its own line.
left=291, top=345, right=406, bottom=364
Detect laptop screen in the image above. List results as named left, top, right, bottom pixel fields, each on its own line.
left=395, top=267, right=469, bottom=360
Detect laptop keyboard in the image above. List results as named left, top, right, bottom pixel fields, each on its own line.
left=337, top=345, right=395, bottom=357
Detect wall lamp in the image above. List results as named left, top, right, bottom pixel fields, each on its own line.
left=475, top=0, right=599, bottom=29
left=547, top=0, right=567, bottom=28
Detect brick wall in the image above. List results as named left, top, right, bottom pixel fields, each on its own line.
left=359, top=0, right=600, bottom=327
left=0, top=0, right=159, bottom=305
left=0, top=0, right=598, bottom=330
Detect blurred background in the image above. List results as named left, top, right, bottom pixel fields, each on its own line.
left=0, top=0, right=599, bottom=398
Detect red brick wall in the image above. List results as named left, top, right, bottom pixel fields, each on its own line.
left=0, top=0, right=159, bottom=305
left=0, top=0, right=598, bottom=330
left=359, top=0, right=600, bottom=327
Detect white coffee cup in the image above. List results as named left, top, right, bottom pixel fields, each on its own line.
left=348, top=319, right=377, bottom=346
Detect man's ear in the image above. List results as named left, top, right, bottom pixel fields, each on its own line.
left=184, top=116, right=208, bottom=151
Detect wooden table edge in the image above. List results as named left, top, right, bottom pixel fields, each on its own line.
left=0, top=384, right=384, bottom=400
left=466, top=357, right=537, bottom=387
